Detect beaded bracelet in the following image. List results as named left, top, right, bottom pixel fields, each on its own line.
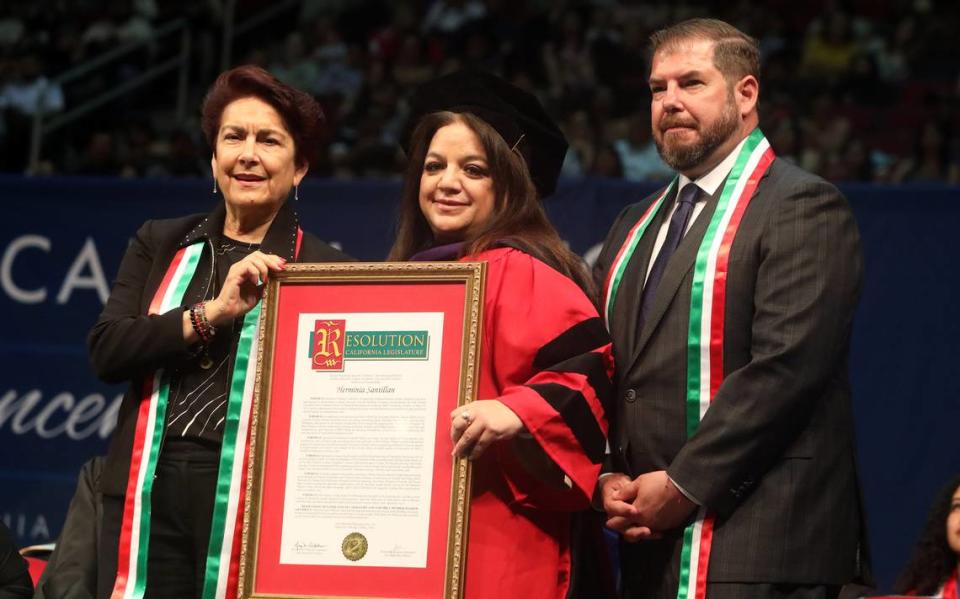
left=189, top=302, right=216, bottom=344
left=200, top=302, right=216, bottom=341
left=188, top=303, right=204, bottom=342
left=197, top=302, right=215, bottom=338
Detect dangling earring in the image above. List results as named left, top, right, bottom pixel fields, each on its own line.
left=294, top=185, right=299, bottom=201
left=212, top=177, right=218, bottom=194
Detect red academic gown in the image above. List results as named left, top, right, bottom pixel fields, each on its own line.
left=461, top=247, right=613, bottom=599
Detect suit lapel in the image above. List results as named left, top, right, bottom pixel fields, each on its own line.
left=611, top=187, right=676, bottom=363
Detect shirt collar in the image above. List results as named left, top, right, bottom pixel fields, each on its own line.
left=181, top=199, right=301, bottom=261
left=677, top=135, right=749, bottom=198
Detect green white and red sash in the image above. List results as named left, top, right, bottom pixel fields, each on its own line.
left=601, top=129, right=775, bottom=599
left=602, top=181, right=675, bottom=325
left=111, top=242, right=203, bottom=599
left=938, top=569, right=958, bottom=599
left=112, top=229, right=302, bottom=599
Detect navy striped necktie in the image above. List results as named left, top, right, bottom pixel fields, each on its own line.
left=637, top=183, right=702, bottom=332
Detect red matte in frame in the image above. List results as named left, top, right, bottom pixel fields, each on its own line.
left=253, top=281, right=468, bottom=598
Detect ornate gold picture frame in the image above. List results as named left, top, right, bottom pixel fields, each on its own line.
left=238, top=262, right=485, bottom=599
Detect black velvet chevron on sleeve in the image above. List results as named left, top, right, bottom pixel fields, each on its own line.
left=524, top=317, right=612, bottom=463
left=542, top=352, right=614, bottom=416
left=528, top=383, right=606, bottom=464
left=532, top=317, right=610, bottom=370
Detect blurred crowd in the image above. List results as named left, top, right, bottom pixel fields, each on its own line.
left=1, top=0, right=959, bottom=184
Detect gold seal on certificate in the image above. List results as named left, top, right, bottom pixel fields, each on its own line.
left=341, top=532, right=368, bottom=561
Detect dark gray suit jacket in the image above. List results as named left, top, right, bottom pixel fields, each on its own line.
left=594, top=157, right=867, bottom=587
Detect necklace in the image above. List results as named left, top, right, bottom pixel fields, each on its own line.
left=217, top=237, right=260, bottom=255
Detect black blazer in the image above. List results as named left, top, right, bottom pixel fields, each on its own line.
left=88, top=200, right=351, bottom=497
left=594, top=157, right=867, bottom=584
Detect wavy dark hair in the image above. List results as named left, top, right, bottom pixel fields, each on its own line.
left=388, top=110, right=594, bottom=299
left=894, top=475, right=960, bottom=594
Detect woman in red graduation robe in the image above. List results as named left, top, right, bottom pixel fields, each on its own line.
left=388, top=69, right=614, bottom=599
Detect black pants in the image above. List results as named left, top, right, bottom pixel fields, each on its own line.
left=622, top=572, right=840, bottom=599
left=99, top=452, right=219, bottom=599
left=702, top=584, right=841, bottom=599
left=621, top=577, right=840, bottom=599
left=620, top=534, right=844, bottom=599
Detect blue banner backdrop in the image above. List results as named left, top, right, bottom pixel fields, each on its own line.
left=0, top=174, right=957, bottom=590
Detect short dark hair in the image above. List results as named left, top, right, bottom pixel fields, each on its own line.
left=649, top=18, right=760, bottom=83
left=388, top=110, right=594, bottom=298
left=200, top=65, right=324, bottom=167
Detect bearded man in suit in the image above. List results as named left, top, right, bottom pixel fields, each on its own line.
left=594, top=18, right=869, bottom=599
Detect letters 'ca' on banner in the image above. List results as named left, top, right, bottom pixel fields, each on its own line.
left=239, top=262, right=485, bottom=599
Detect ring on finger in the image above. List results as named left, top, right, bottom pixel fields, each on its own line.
left=461, top=410, right=472, bottom=423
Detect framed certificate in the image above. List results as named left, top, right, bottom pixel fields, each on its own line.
left=238, top=262, right=485, bottom=599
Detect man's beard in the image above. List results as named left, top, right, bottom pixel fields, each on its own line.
left=654, top=96, right=740, bottom=172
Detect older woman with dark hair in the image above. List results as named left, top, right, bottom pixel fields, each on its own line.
left=88, top=65, right=349, bottom=599
left=389, top=69, right=614, bottom=599
left=895, top=476, right=960, bottom=597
